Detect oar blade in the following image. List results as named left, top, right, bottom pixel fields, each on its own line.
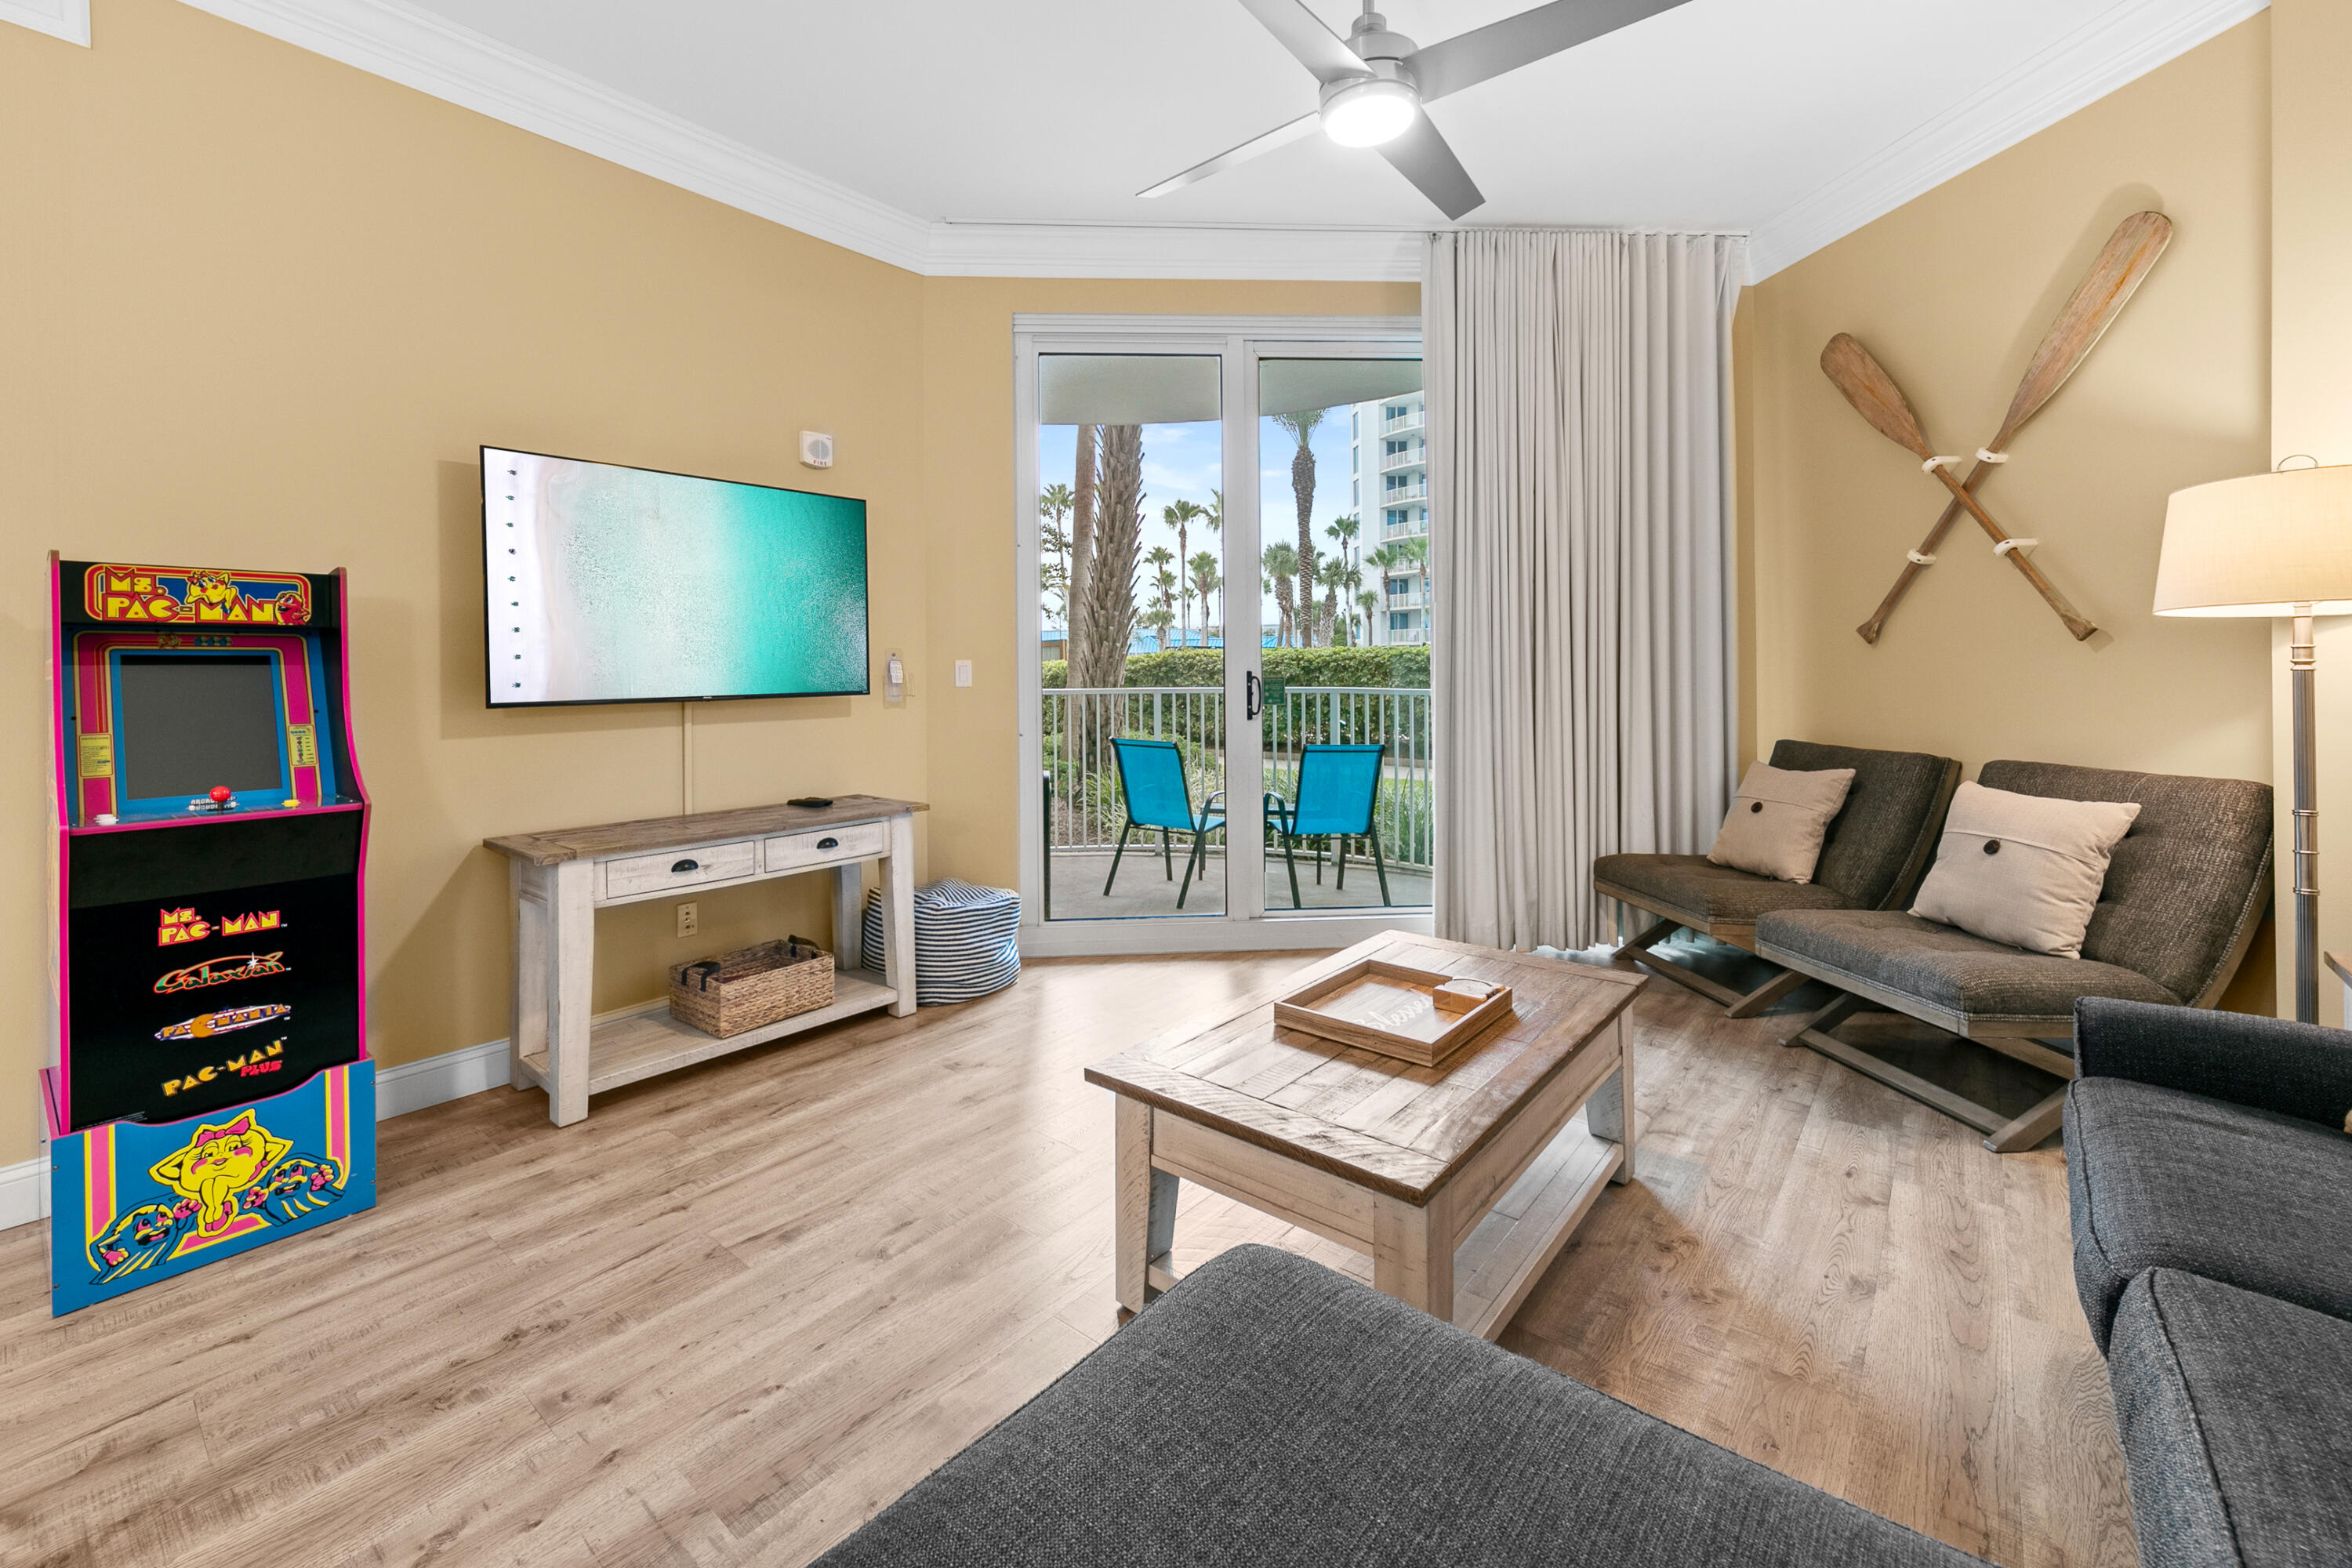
left=1992, top=211, right=2173, bottom=448
left=1820, top=333, right=1933, bottom=459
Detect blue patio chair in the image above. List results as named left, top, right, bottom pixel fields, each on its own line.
left=1264, top=742, right=1389, bottom=909
left=1105, top=738, right=1225, bottom=909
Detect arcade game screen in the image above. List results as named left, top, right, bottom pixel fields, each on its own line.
left=114, top=654, right=286, bottom=804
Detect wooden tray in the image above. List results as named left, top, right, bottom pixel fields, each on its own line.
left=1272, top=960, right=1515, bottom=1068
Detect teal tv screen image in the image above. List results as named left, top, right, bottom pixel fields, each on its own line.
left=483, top=446, right=869, bottom=706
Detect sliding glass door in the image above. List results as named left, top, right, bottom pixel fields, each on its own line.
left=1034, top=352, right=1231, bottom=920
left=1256, top=354, right=1432, bottom=916
left=1014, top=318, right=1430, bottom=954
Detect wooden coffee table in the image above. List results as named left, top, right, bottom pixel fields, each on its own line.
left=1085, top=933, right=1646, bottom=1340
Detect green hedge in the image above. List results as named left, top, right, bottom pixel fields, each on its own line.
left=1043, top=644, right=1428, bottom=691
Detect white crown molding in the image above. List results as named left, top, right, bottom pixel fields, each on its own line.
left=929, top=223, right=1424, bottom=282
left=1747, top=0, right=2270, bottom=282
left=180, top=0, right=2261, bottom=285
left=178, top=0, right=1423, bottom=280
left=2, top=0, right=89, bottom=46
left=181, top=0, right=935, bottom=270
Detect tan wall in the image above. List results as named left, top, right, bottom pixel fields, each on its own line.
left=2270, top=0, right=2352, bottom=1025
left=0, top=0, right=1410, bottom=1168
left=916, top=277, right=1417, bottom=893
left=1743, top=17, right=2278, bottom=1009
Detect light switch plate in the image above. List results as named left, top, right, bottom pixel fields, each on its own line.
left=676, top=902, right=699, bottom=938
left=954, top=659, right=973, bottom=687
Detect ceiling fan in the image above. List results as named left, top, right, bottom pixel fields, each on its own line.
left=1142, top=0, right=1695, bottom=220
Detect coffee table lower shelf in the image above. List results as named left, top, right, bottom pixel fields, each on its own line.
left=517, top=967, right=897, bottom=1099
left=1140, top=1112, right=1624, bottom=1343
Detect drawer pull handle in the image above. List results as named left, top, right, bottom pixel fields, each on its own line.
left=817, top=837, right=840, bottom=850
left=672, top=858, right=699, bottom=873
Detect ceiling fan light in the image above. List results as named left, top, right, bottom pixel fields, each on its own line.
left=1320, top=77, right=1417, bottom=148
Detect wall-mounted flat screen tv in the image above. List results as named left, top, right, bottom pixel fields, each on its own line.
left=482, top=445, right=869, bottom=706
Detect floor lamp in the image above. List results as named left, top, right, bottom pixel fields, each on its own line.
left=2156, top=465, right=2352, bottom=1022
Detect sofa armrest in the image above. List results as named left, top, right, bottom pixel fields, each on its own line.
left=2074, top=997, right=2352, bottom=1129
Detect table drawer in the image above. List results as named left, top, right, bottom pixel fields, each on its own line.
left=764, top=820, right=887, bottom=873
left=600, top=839, right=758, bottom=901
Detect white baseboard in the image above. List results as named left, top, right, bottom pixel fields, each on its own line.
left=0, top=1156, right=45, bottom=1232
left=0, top=1004, right=677, bottom=1232
left=372, top=1036, right=514, bottom=1118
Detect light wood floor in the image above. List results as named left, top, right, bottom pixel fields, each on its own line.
left=0, top=954, right=2132, bottom=1568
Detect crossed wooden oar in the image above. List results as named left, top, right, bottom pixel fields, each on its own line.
left=1820, top=211, right=2174, bottom=644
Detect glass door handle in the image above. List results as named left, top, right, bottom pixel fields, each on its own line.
left=1246, top=671, right=1262, bottom=720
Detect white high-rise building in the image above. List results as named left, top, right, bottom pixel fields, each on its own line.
left=1348, top=391, right=1428, bottom=646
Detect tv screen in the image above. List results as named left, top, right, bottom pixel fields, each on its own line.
left=116, top=653, right=287, bottom=804
left=483, top=445, right=870, bottom=706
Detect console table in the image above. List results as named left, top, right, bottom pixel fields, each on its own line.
left=485, top=795, right=924, bottom=1125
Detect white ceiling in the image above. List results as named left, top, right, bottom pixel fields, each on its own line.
left=179, top=0, right=2267, bottom=277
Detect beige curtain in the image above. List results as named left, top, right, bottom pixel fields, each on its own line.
left=1428, top=230, right=1744, bottom=950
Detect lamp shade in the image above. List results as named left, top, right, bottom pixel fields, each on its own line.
left=2154, top=465, right=2352, bottom=617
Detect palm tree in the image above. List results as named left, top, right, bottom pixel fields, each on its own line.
left=1162, top=499, right=1207, bottom=648
left=1294, top=543, right=1333, bottom=648
left=1040, top=482, right=1075, bottom=629
left=1396, top=533, right=1429, bottom=590
left=1145, top=546, right=1178, bottom=650
left=1363, top=543, right=1406, bottom=645
left=1325, top=512, right=1360, bottom=566
left=1073, top=426, right=1144, bottom=690
left=1070, top=430, right=1098, bottom=673
left=1261, top=540, right=1299, bottom=648
left=1139, top=603, right=1174, bottom=652
left=1357, top=588, right=1381, bottom=644
left=1270, top=410, right=1324, bottom=645
left=1334, top=562, right=1364, bottom=646
left=1188, top=552, right=1221, bottom=646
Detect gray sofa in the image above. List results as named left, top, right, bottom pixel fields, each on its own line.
left=1595, top=739, right=1959, bottom=1018
left=815, top=1245, right=1987, bottom=1567
left=1757, top=761, right=2272, bottom=1152
left=2067, top=998, right=2352, bottom=1567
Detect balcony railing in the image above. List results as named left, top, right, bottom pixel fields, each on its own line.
left=1385, top=590, right=1426, bottom=610
left=1383, top=411, right=1424, bottom=435
left=1383, top=481, right=1428, bottom=504
left=1380, top=447, right=1425, bottom=473
left=1041, top=685, right=1434, bottom=868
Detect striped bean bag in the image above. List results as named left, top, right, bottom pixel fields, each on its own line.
left=861, top=879, right=1022, bottom=1006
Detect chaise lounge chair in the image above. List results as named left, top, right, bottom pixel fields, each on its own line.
left=1756, top=761, right=2273, bottom=1154
left=1594, top=740, right=1959, bottom=1018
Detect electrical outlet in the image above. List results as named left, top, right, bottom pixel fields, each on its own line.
left=954, top=659, right=973, bottom=687
left=676, top=902, right=699, bottom=938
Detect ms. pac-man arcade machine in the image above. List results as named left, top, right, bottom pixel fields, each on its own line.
left=42, top=557, right=376, bottom=1314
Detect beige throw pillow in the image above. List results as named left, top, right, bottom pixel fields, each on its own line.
left=1706, top=762, right=1857, bottom=884
left=1909, top=782, right=2141, bottom=958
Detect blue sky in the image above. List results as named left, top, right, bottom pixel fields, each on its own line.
left=1037, top=411, right=1360, bottom=637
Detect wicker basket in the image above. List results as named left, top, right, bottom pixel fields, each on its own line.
left=668, top=936, right=833, bottom=1038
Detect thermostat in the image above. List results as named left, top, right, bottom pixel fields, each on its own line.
left=799, top=431, right=835, bottom=469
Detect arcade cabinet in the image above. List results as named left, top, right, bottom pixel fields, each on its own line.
left=42, top=557, right=376, bottom=1314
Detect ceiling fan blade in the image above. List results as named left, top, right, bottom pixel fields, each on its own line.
left=1138, top=112, right=1322, bottom=198
left=1377, top=114, right=1485, bottom=220
left=1409, top=0, right=1694, bottom=103
left=1235, top=0, right=1367, bottom=85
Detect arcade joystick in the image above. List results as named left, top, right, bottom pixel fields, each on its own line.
left=209, top=786, right=235, bottom=806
